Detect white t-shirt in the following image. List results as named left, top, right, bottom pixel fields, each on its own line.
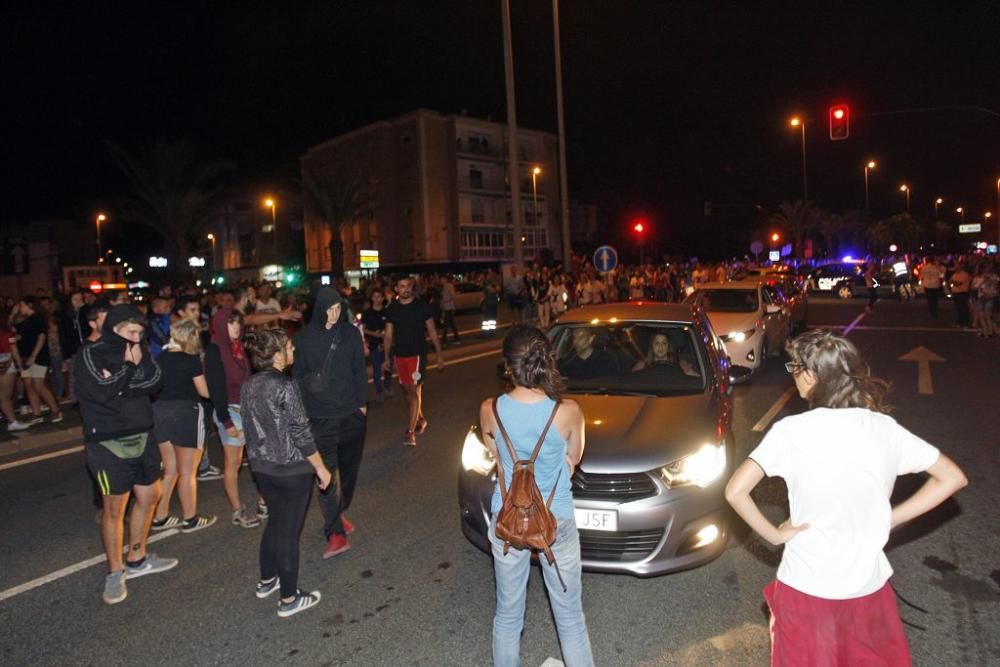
left=750, top=408, right=939, bottom=600
left=256, top=297, right=281, bottom=314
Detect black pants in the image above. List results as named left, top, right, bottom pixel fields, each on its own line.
left=868, top=287, right=877, bottom=308
left=312, top=413, right=367, bottom=538
left=925, top=288, right=942, bottom=317
left=441, top=309, right=459, bottom=342
left=256, top=471, right=313, bottom=599
left=953, top=292, right=971, bottom=327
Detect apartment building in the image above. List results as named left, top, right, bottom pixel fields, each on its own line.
left=300, top=108, right=563, bottom=274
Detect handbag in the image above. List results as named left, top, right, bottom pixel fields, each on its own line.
left=303, top=327, right=342, bottom=394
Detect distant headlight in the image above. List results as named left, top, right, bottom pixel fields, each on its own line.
left=461, top=427, right=495, bottom=475
left=659, top=444, right=727, bottom=488
left=723, top=329, right=755, bottom=343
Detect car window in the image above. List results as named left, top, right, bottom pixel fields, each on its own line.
left=687, top=289, right=758, bottom=313
left=549, top=322, right=707, bottom=397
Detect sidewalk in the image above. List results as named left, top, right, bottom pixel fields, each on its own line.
left=0, top=406, right=83, bottom=458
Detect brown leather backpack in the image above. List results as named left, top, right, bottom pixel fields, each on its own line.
left=492, top=397, right=567, bottom=591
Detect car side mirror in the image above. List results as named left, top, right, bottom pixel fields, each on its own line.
left=765, top=304, right=781, bottom=314
left=728, top=365, right=752, bottom=385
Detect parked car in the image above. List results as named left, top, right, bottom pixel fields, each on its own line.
left=453, top=281, right=485, bottom=312
left=684, top=280, right=791, bottom=377
left=801, top=262, right=894, bottom=299
left=459, top=303, right=739, bottom=576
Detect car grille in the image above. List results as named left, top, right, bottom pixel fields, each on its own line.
left=571, top=469, right=657, bottom=502
left=579, top=528, right=664, bottom=562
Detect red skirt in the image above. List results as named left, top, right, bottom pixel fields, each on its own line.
left=763, top=579, right=912, bottom=667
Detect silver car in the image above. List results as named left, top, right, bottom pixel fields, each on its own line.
left=458, top=303, right=737, bottom=576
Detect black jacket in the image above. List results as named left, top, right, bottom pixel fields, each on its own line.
left=203, top=341, right=234, bottom=428
left=292, top=287, right=367, bottom=419
left=241, top=368, right=317, bottom=476
left=74, top=305, right=162, bottom=443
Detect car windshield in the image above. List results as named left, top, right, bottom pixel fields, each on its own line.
left=549, top=322, right=707, bottom=397
left=687, top=289, right=758, bottom=313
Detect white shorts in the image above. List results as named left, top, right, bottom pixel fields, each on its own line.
left=21, top=364, right=48, bottom=379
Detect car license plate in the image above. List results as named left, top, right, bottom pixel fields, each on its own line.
left=575, top=508, right=618, bottom=532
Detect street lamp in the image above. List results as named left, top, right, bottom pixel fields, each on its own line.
left=96, top=213, right=106, bottom=263
left=934, top=197, right=943, bottom=220
left=864, top=160, right=876, bottom=216
left=788, top=116, right=808, bottom=202
left=956, top=207, right=964, bottom=224
left=899, top=184, right=910, bottom=213
left=264, top=197, right=277, bottom=255
left=207, top=233, right=217, bottom=275
left=531, top=166, right=542, bottom=233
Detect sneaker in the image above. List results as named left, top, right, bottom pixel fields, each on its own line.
left=24, top=417, right=43, bottom=426
left=415, top=416, right=429, bottom=435
left=256, top=577, right=281, bottom=599
left=277, top=590, right=322, bottom=618
left=103, top=570, right=127, bottom=605
left=403, top=430, right=416, bottom=447
left=50, top=413, right=64, bottom=424
left=124, top=553, right=178, bottom=580
left=232, top=505, right=261, bottom=528
left=180, top=514, right=217, bottom=533
left=341, top=515, right=355, bottom=535
left=196, top=465, right=223, bottom=481
left=6, top=420, right=32, bottom=432
left=257, top=501, right=269, bottom=520
left=151, top=515, right=182, bottom=532
left=322, top=533, right=351, bottom=559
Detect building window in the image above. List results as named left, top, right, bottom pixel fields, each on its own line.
left=469, top=167, right=484, bottom=189
left=460, top=228, right=506, bottom=258
left=471, top=198, right=485, bottom=223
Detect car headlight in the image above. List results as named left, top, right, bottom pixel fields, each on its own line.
left=659, top=444, right=727, bottom=488
left=723, top=329, right=755, bottom=343
left=461, top=427, right=495, bottom=475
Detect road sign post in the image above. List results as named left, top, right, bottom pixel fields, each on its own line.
left=593, top=245, right=618, bottom=274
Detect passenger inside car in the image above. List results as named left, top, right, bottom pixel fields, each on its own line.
left=559, top=328, right=619, bottom=379
left=631, top=331, right=699, bottom=378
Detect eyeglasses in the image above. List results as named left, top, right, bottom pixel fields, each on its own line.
left=784, top=361, right=803, bottom=374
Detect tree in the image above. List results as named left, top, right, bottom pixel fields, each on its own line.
left=302, top=169, right=370, bottom=278
left=768, top=201, right=823, bottom=258
left=108, top=140, right=233, bottom=272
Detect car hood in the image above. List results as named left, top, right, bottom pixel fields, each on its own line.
left=703, top=311, right=758, bottom=335
left=570, top=393, right=720, bottom=474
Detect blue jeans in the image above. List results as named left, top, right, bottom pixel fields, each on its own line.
left=370, top=347, right=385, bottom=395
left=490, top=516, right=594, bottom=667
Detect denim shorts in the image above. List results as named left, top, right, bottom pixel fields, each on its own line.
left=213, top=404, right=245, bottom=447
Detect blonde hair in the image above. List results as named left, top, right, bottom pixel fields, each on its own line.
left=166, top=319, right=202, bottom=355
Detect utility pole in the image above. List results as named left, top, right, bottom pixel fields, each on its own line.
left=501, top=0, right=524, bottom=268
left=553, top=0, right=572, bottom=269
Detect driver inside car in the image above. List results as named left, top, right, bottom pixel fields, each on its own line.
left=559, top=328, right=619, bottom=379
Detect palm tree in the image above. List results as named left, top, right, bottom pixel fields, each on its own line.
left=108, top=140, right=233, bottom=270
left=302, top=169, right=370, bottom=278
left=768, top=201, right=823, bottom=258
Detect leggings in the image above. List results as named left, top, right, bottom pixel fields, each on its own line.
left=256, top=471, right=314, bottom=598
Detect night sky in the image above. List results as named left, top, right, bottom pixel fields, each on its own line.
left=4, top=1, right=999, bottom=257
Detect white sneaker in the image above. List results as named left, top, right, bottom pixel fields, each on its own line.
left=7, top=420, right=32, bottom=432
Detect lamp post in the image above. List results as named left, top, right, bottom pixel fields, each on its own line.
left=531, top=165, right=541, bottom=232
left=552, top=0, right=572, bottom=269
left=956, top=207, right=964, bottom=224
left=789, top=117, right=808, bottom=202
left=934, top=197, right=943, bottom=220
left=264, top=198, right=278, bottom=257
left=95, top=213, right=106, bottom=263
left=996, top=177, right=1000, bottom=250
left=899, top=184, right=910, bottom=213
left=864, top=160, right=876, bottom=216
left=207, top=233, right=217, bottom=276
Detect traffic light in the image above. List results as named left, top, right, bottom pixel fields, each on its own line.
left=633, top=222, right=644, bottom=234
left=829, top=104, right=850, bottom=141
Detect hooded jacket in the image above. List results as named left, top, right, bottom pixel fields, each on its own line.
left=210, top=307, right=251, bottom=406
left=292, top=288, right=367, bottom=418
left=74, top=305, right=163, bottom=443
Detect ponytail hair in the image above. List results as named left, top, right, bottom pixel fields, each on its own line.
left=502, top=325, right=564, bottom=400
left=786, top=329, right=891, bottom=412
left=244, top=328, right=289, bottom=371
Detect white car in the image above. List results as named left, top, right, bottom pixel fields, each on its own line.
left=684, top=280, right=791, bottom=378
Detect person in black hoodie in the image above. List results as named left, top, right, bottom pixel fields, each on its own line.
left=292, top=287, right=368, bottom=559
left=74, top=304, right=177, bottom=605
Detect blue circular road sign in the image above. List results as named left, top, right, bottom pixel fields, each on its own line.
left=593, top=245, right=619, bottom=273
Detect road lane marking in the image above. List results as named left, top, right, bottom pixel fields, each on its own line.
left=0, top=529, right=179, bottom=603
left=898, top=346, right=946, bottom=395
left=842, top=311, right=867, bottom=335
left=0, top=445, right=84, bottom=472
left=809, top=324, right=971, bottom=333
left=367, top=346, right=501, bottom=384
left=752, top=387, right=796, bottom=433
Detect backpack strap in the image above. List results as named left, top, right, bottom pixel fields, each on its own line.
left=527, top=400, right=561, bottom=464
left=491, top=397, right=519, bottom=503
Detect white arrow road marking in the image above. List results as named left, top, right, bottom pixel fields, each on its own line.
left=898, top=346, right=945, bottom=395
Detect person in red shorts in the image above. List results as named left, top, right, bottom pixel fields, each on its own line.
left=382, top=276, right=443, bottom=447
left=725, top=329, right=968, bottom=666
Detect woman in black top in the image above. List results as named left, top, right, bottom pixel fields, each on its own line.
left=242, top=328, right=332, bottom=618
left=151, top=320, right=216, bottom=533
left=13, top=296, right=62, bottom=423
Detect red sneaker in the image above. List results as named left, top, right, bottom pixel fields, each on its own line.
left=322, top=533, right=351, bottom=559
left=341, top=515, right=355, bottom=535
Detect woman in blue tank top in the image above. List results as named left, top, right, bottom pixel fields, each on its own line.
left=479, top=326, right=594, bottom=667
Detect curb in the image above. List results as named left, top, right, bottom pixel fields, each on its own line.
left=0, top=426, right=83, bottom=458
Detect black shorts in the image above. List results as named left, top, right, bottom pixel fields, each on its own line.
left=153, top=400, right=205, bottom=449
left=86, top=433, right=162, bottom=496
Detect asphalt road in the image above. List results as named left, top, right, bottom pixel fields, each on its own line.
left=1, top=296, right=997, bottom=666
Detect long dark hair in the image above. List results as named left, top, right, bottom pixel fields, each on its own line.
left=786, top=329, right=890, bottom=412
left=502, top=325, right=564, bottom=400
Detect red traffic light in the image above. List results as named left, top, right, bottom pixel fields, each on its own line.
left=829, top=104, right=850, bottom=141
left=633, top=222, right=645, bottom=233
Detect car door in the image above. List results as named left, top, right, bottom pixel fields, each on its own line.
left=760, top=285, right=789, bottom=348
